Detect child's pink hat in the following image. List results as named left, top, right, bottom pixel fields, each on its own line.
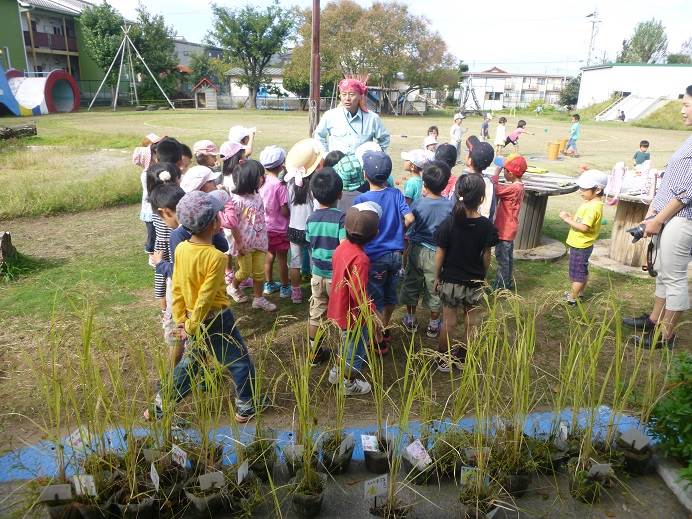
left=193, top=140, right=218, bottom=155
left=219, top=141, right=244, bottom=160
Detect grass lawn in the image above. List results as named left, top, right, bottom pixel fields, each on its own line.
left=0, top=109, right=690, bottom=447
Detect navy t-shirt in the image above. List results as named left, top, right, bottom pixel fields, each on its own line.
left=354, top=187, right=412, bottom=261
left=408, top=196, right=454, bottom=249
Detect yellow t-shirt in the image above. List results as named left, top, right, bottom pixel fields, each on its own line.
left=566, top=198, right=603, bottom=249
left=172, top=241, right=229, bottom=335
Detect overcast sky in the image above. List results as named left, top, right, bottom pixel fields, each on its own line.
left=110, top=0, right=691, bottom=76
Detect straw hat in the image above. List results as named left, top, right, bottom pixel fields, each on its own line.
left=284, top=138, right=322, bottom=186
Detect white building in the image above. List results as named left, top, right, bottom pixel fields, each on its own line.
left=462, top=67, right=570, bottom=111
left=577, top=63, right=692, bottom=108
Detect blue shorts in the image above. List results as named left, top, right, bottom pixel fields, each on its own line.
left=567, top=138, right=577, bottom=151
left=367, top=251, right=402, bottom=311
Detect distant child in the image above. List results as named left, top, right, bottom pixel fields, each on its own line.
left=258, top=145, right=291, bottom=298
left=423, top=135, right=438, bottom=153
left=354, top=151, right=414, bottom=353
left=434, top=174, right=499, bottom=372
left=306, top=169, right=346, bottom=365
left=427, top=125, right=439, bottom=140
left=134, top=133, right=161, bottom=260
left=401, top=149, right=433, bottom=205
left=284, top=138, right=323, bottom=303
left=220, top=160, right=277, bottom=312
left=450, top=113, right=467, bottom=161
left=228, top=125, right=256, bottom=157
left=147, top=190, right=261, bottom=424
left=436, top=143, right=459, bottom=199
left=564, top=114, right=581, bottom=157
left=334, top=153, right=366, bottom=212
left=559, top=170, right=607, bottom=304
left=480, top=114, right=491, bottom=142
left=323, top=150, right=345, bottom=168
left=490, top=154, right=527, bottom=290
left=193, top=140, right=219, bottom=168
left=180, top=165, right=221, bottom=193
left=494, top=117, right=507, bottom=154
left=464, top=137, right=497, bottom=220
left=505, top=120, right=534, bottom=152
left=633, top=140, right=651, bottom=166
left=327, top=202, right=383, bottom=395
left=180, top=143, right=192, bottom=173
left=400, top=161, right=453, bottom=337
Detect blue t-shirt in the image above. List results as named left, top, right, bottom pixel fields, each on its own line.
left=408, top=196, right=454, bottom=249
left=403, top=175, right=423, bottom=202
left=354, top=187, right=412, bottom=260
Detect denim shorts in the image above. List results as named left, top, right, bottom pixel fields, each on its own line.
left=367, top=251, right=402, bottom=310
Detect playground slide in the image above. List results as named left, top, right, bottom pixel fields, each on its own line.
left=0, top=65, right=79, bottom=116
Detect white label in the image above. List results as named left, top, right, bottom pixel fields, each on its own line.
left=150, top=463, right=160, bottom=492
left=198, top=471, right=225, bottom=490
left=405, top=439, right=432, bottom=468
left=237, top=460, right=249, bottom=484
left=559, top=421, right=569, bottom=441
left=361, top=434, right=379, bottom=452
left=39, top=484, right=72, bottom=502
left=620, top=429, right=650, bottom=451
left=588, top=462, right=613, bottom=477
left=363, top=474, right=388, bottom=499
left=73, top=475, right=97, bottom=497
left=171, top=444, right=187, bottom=468
left=66, top=426, right=91, bottom=452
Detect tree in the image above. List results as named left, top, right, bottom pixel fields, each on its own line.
left=189, top=53, right=228, bottom=88
left=559, top=74, right=580, bottom=107
left=79, top=3, right=125, bottom=86
left=667, top=53, right=692, bottom=64
left=458, top=60, right=469, bottom=81
left=208, top=2, right=296, bottom=109
left=618, top=19, right=668, bottom=63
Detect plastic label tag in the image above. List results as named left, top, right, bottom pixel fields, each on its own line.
left=620, top=429, right=650, bottom=452
left=588, top=462, right=613, bottom=477
left=66, top=426, right=91, bottom=452
left=237, top=460, right=249, bottom=484
left=405, top=439, right=432, bottom=468
left=198, top=471, right=225, bottom=491
left=559, top=421, right=569, bottom=441
left=364, top=474, right=388, bottom=499
left=150, top=463, right=160, bottom=492
left=39, top=484, right=72, bottom=502
left=171, top=444, right=187, bottom=468
left=73, top=475, right=97, bottom=497
left=361, top=434, right=379, bottom=452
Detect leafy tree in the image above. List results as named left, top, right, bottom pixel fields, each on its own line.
left=667, top=53, right=692, bottom=64
left=79, top=3, right=125, bottom=86
left=458, top=60, right=469, bottom=81
left=189, top=53, right=227, bottom=87
left=618, top=19, right=668, bottom=63
left=559, top=74, right=580, bottom=107
left=208, top=2, right=296, bottom=109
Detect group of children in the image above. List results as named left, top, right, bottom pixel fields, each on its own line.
left=133, top=114, right=613, bottom=421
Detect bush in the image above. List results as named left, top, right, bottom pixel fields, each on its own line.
left=633, top=100, right=691, bottom=131
left=649, top=352, right=692, bottom=483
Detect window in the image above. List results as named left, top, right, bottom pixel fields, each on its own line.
left=485, top=92, right=501, bottom=101
left=538, top=77, right=546, bottom=85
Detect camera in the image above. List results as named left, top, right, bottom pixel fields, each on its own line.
left=626, top=224, right=646, bottom=243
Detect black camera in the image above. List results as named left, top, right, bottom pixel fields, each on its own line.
left=626, top=224, right=646, bottom=243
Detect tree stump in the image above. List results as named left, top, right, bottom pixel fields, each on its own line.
left=0, top=123, right=37, bottom=140
left=0, top=232, right=18, bottom=268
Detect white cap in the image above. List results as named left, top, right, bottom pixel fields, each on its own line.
left=228, top=125, right=256, bottom=144
left=259, top=145, right=286, bottom=169
left=180, top=165, right=221, bottom=193
left=355, top=141, right=382, bottom=165
left=454, top=113, right=465, bottom=120
left=576, top=169, right=608, bottom=190
left=401, top=148, right=434, bottom=169
left=423, top=135, right=438, bottom=148
left=352, top=201, right=382, bottom=218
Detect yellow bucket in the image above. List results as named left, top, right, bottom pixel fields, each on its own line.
left=547, top=142, right=560, bottom=160
left=558, top=138, right=567, bottom=153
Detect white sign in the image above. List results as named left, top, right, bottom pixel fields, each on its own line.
left=171, top=444, right=187, bottom=468
left=363, top=474, right=388, bottom=499
left=361, top=434, right=379, bottom=453
left=620, top=429, right=650, bottom=452
left=559, top=421, right=569, bottom=441
left=588, top=462, right=613, bottom=478
left=66, top=426, right=91, bottom=452
left=237, top=460, right=249, bottom=484
left=198, top=471, right=225, bottom=491
left=39, top=484, right=72, bottom=502
left=150, top=463, right=160, bottom=492
left=73, top=475, right=97, bottom=497
left=405, top=439, right=432, bottom=468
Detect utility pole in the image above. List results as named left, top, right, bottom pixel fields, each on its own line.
left=308, top=0, right=321, bottom=136
left=586, top=10, right=600, bottom=66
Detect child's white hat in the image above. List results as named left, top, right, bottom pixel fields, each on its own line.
left=423, top=135, right=438, bottom=148
left=180, top=165, right=221, bottom=193
left=453, top=113, right=465, bottom=121
left=576, top=170, right=608, bottom=190
left=228, top=125, right=256, bottom=144
left=401, top=148, right=434, bottom=169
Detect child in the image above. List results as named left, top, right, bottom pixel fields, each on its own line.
left=228, top=125, right=256, bottom=157
left=284, top=138, right=323, bottom=304
left=334, top=153, right=366, bottom=212
left=220, top=160, right=277, bottom=312
left=480, top=114, right=491, bottom=142
left=633, top=140, right=651, bottom=166
left=490, top=154, right=527, bottom=290
left=354, top=151, right=414, bottom=352
left=423, top=135, right=438, bottom=153
left=436, top=143, right=458, bottom=199
left=401, top=149, right=433, bottom=205
left=427, top=126, right=439, bottom=140
left=258, top=145, right=291, bottom=298
left=306, top=169, right=346, bottom=365
left=450, top=113, right=466, bottom=161
left=434, top=174, right=499, bottom=372
left=464, top=137, right=497, bottom=220
left=219, top=140, right=247, bottom=284
left=193, top=140, right=219, bottom=168
left=505, top=120, right=534, bottom=152
left=559, top=170, right=607, bottom=304
left=135, top=133, right=161, bottom=260
left=180, top=165, right=221, bottom=193
left=327, top=202, right=383, bottom=395
left=323, top=150, right=345, bottom=168
left=400, top=161, right=453, bottom=337
left=494, top=117, right=507, bottom=154
left=180, top=143, right=192, bottom=174
left=564, top=114, right=581, bottom=157
left=148, top=190, right=261, bottom=424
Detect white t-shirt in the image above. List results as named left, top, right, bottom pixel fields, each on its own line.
left=288, top=180, right=314, bottom=230
left=450, top=124, right=464, bottom=143
left=494, top=125, right=506, bottom=146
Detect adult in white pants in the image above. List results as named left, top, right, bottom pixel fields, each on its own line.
left=623, top=85, right=692, bottom=348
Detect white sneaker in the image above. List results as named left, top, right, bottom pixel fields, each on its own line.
left=344, top=378, right=371, bottom=395
left=227, top=285, right=248, bottom=303
left=252, top=297, right=276, bottom=312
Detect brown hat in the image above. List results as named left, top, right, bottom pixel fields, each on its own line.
left=345, top=202, right=381, bottom=243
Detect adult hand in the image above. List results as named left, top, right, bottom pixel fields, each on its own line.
left=643, top=218, right=663, bottom=236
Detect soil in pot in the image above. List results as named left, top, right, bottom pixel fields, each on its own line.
left=111, top=488, right=156, bottom=519
left=291, top=471, right=327, bottom=519
left=430, top=429, right=470, bottom=481
left=566, top=457, right=606, bottom=504
left=620, top=447, right=653, bottom=475
left=320, top=432, right=355, bottom=475
left=364, top=434, right=391, bottom=475
left=45, top=501, right=81, bottom=519
left=369, top=499, right=413, bottom=518
left=222, top=469, right=263, bottom=515
left=184, top=479, right=226, bottom=516
left=246, top=436, right=277, bottom=482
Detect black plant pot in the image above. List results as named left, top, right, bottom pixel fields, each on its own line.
left=620, top=447, right=653, bottom=475
left=45, top=501, right=80, bottom=519
left=184, top=485, right=225, bottom=516
left=111, top=489, right=156, bottom=519
left=364, top=435, right=391, bottom=475
left=462, top=504, right=499, bottom=519
left=402, top=457, right=438, bottom=485
left=291, top=472, right=327, bottom=519
left=320, top=434, right=355, bottom=475
left=502, top=472, right=531, bottom=498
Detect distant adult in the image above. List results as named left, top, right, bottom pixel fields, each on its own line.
left=313, top=79, right=390, bottom=155
left=623, top=85, right=692, bottom=348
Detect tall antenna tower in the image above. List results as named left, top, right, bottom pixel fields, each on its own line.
left=586, top=10, right=600, bottom=66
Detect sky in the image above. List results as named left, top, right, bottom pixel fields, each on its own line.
left=110, top=0, right=691, bottom=76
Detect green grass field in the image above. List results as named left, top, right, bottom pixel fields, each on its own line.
left=0, top=108, right=689, bottom=444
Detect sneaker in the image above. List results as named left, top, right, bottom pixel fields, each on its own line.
left=426, top=320, right=440, bottom=338
left=291, top=287, right=303, bottom=304
left=240, top=278, right=254, bottom=289
left=402, top=315, right=418, bottom=332
left=343, top=378, right=372, bottom=396
left=310, top=347, right=332, bottom=367
left=225, top=271, right=234, bottom=285
left=252, top=297, right=277, bottom=312
left=235, top=396, right=270, bottom=424
left=563, top=291, right=577, bottom=305
left=280, top=285, right=292, bottom=298
left=228, top=285, right=249, bottom=303
left=263, top=281, right=280, bottom=295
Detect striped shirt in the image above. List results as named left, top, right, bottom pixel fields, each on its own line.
left=306, top=208, right=346, bottom=279
left=652, top=134, right=692, bottom=220
left=153, top=213, right=171, bottom=298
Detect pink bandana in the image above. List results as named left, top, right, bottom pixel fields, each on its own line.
left=339, top=79, right=368, bottom=112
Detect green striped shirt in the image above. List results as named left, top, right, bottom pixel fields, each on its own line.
left=305, top=208, right=346, bottom=279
